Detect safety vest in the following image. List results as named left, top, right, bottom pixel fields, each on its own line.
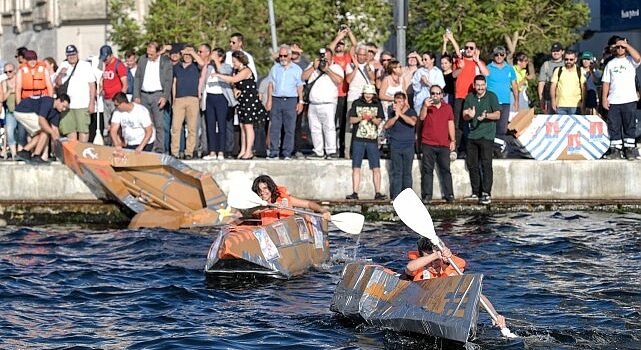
left=260, top=185, right=295, bottom=225
left=407, top=250, right=466, bottom=282
left=19, top=62, right=49, bottom=99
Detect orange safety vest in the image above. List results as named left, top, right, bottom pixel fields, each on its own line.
left=19, top=62, right=49, bottom=99
left=407, top=250, right=466, bottom=282
left=260, top=185, right=296, bottom=225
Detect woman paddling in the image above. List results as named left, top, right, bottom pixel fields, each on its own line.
left=405, top=237, right=508, bottom=330
left=251, top=175, right=331, bottom=224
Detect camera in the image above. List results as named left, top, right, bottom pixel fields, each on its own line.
left=319, top=48, right=327, bottom=70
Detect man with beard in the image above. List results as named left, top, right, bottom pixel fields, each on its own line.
left=329, top=26, right=357, bottom=158
left=550, top=49, right=586, bottom=115
left=537, top=42, right=564, bottom=114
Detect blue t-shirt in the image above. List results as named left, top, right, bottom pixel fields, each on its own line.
left=15, top=96, right=60, bottom=127
left=173, top=63, right=200, bottom=98
left=487, top=62, right=516, bottom=104
left=387, top=106, right=417, bottom=149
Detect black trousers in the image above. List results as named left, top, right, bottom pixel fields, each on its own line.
left=336, top=96, right=348, bottom=158
left=420, top=144, right=453, bottom=200
left=465, top=138, right=494, bottom=196
left=453, top=98, right=469, bottom=154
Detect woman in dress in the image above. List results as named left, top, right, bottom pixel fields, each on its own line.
left=215, top=51, right=268, bottom=159
left=378, top=59, right=405, bottom=118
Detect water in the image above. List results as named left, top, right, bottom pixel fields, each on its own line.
left=1, top=212, right=640, bottom=349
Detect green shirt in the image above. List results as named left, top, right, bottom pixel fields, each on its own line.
left=463, top=91, right=500, bottom=141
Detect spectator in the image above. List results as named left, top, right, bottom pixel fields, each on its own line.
left=202, top=47, right=236, bottom=161
left=412, top=51, right=446, bottom=112
left=110, top=92, right=155, bottom=153
left=196, top=43, right=213, bottom=158
left=419, top=84, right=455, bottom=204
left=15, top=47, right=28, bottom=66
left=133, top=41, right=173, bottom=153
left=512, top=52, right=536, bottom=112
left=537, top=42, right=564, bottom=114
left=171, top=45, right=205, bottom=159
left=266, top=44, right=304, bottom=160
left=290, top=41, right=310, bottom=159
left=53, top=45, right=96, bottom=142
left=452, top=38, right=489, bottom=158
left=376, top=51, right=394, bottom=90
left=486, top=46, right=518, bottom=157
left=302, top=47, right=344, bottom=159
left=384, top=91, right=417, bottom=199
left=440, top=55, right=456, bottom=105
left=345, top=45, right=376, bottom=159
left=346, top=84, right=386, bottom=201
left=14, top=94, right=70, bottom=164
left=16, top=50, right=53, bottom=104
left=225, top=32, right=258, bottom=81
left=379, top=59, right=406, bottom=117
left=43, top=57, right=58, bottom=85
left=602, top=37, right=641, bottom=160
left=290, top=42, right=309, bottom=71
left=329, top=26, right=357, bottom=160
left=550, top=49, right=586, bottom=115
left=462, top=75, right=500, bottom=205
left=365, top=42, right=383, bottom=73
left=99, top=45, right=128, bottom=143
left=1, top=63, right=18, bottom=160
left=124, top=50, right=137, bottom=100
left=214, top=51, right=268, bottom=159
left=402, top=51, right=421, bottom=103
left=579, top=51, right=601, bottom=116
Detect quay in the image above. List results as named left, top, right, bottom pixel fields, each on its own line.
left=1, top=158, right=640, bottom=225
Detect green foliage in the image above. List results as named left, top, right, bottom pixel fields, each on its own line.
left=107, top=0, right=392, bottom=75
left=408, top=0, right=590, bottom=61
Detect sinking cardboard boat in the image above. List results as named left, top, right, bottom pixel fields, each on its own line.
left=330, top=261, right=483, bottom=343
left=56, top=139, right=241, bottom=229
left=205, top=215, right=329, bottom=279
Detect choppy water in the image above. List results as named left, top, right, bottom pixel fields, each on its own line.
left=1, top=212, right=640, bottom=349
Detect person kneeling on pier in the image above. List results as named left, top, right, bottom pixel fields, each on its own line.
left=252, top=175, right=331, bottom=225
left=14, top=94, right=70, bottom=165
left=110, top=92, right=156, bottom=155
left=405, top=237, right=507, bottom=330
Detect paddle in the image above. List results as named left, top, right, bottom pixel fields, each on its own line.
left=228, top=187, right=364, bottom=235
left=393, top=188, right=518, bottom=338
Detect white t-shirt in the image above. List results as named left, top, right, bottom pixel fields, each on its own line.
left=308, top=63, right=343, bottom=104
left=602, top=55, right=641, bottom=104
left=54, top=60, right=96, bottom=109
left=346, top=62, right=375, bottom=102
left=111, top=103, right=156, bottom=146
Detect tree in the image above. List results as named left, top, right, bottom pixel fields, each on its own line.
left=107, top=0, right=143, bottom=54
left=107, top=0, right=392, bottom=75
left=408, top=0, right=590, bottom=62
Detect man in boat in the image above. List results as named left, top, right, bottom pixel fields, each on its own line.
left=251, top=175, right=331, bottom=224
left=405, top=237, right=507, bottom=330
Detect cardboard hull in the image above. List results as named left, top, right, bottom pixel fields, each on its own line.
left=330, top=262, right=482, bottom=343
left=56, top=139, right=240, bottom=228
left=205, top=215, right=330, bottom=279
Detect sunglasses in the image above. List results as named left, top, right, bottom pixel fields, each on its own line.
left=5, top=70, right=13, bottom=73
left=422, top=57, right=431, bottom=61
left=613, top=45, right=625, bottom=50
left=381, top=59, right=391, bottom=62
left=564, top=58, right=576, bottom=62
left=229, top=41, right=237, bottom=45
left=494, top=53, right=505, bottom=57
left=278, top=54, right=289, bottom=58
left=465, top=46, right=475, bottom=50
left=430, top=91, right=442, bottom=95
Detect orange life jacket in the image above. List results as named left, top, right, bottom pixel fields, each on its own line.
left=407, top=250, right=466, bottom=282
left=19, top=62, right=49, bottom=99
left=260, top=185, right=295, bottom=225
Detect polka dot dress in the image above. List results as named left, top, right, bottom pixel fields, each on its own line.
left=236, top=72, right=268, bottom=125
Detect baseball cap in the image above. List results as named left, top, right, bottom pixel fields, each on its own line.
left=362, top=84, right=376, bottom=94
left=581, top=51, right=594, bottom=60
left=24, top=50, right=37, bottom=61
left=99, top=45, right=113, bottom=61
left=550, top=42, right=563, bottom=52
left=65, top=45, right=78, bottom=56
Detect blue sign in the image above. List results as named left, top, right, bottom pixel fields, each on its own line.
left=602, top=1, right=641, bottom=31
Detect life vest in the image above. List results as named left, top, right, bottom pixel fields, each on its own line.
left=259, top=185, right=295, bottom=225
left=407, top=250, right=466, bottom=282
left=19, top=62, right=49, bottom=99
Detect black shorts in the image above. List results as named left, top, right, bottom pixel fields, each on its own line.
left=585, top=90, right=598, bottom=109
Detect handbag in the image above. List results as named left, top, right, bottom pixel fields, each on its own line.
left=302, top=71, right=325, bottom=103
left=56, top=62, right=78, bottom=97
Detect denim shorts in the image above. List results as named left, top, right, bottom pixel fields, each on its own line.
left=351, top=140, right=380, bottom=168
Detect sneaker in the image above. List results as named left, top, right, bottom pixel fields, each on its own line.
left=284, top=156, right=292, bottom=160
left=479, top=193, right=492, bottom=205
left=603, top=148, right=622, bottom=160
left=445, top=195, right=455, bottom=203
left=307, top=153, right=325, bottom=159
left=625, top=148, right=636, bottom=161
left=184, top=155, right=193, bottom=160
left=16, top=150, right=31, bottom=161
left=449, top=151, right=457, bottom=162
left=202, top=154, right=217, bottom=161
left=294, top=151, right=305, bottom=159
left=421, top=196, right=431, bottom=204
left=464, top=194, right=479, bottom=201
left=266, top=155, right=278, bottom=160
left=217, top=154, right=225, bottom=161
left=346, top=192, right=359, bottom=200
left=374, top=192, right=387, bottom=200
left=326, top=153, right=339, bottom=159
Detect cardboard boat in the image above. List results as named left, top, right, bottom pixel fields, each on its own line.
left=56, top=139, right=241, bottom=229
left=205, top=215, right=329, bottom=279
left=330, top=261, right=483, bottom=343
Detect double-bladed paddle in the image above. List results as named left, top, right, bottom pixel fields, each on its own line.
left=393, top=188, right=518, bottom=338
left=227, top=188, right=365, bottom=235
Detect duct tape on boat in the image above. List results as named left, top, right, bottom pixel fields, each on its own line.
left=311, top=217, right=324, bottom=249
left=254, top=228, right=280, bottom=261
left=295, top=217, right=310, bottom=241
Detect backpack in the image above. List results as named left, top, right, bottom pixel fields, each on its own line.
left=114, top=60, right=134, bottom=95
left=555, top=65, right=583, bottom=98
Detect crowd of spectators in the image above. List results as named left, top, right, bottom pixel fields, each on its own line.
left=0, top=29, right=639, bottom=203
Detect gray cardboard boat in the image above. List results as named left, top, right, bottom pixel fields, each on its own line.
left=330, top=261, right=483, bottom=343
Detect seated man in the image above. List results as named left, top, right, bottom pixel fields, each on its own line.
left=14, top=94, right=71, bottom=164
left=109, top=92, right=156, bottom=154
left=405, top=237, right=507, bottom=330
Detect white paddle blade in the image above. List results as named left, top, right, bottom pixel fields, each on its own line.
left=330, top=212, right=364, bottom=235
left=392, top=188, right=439, bottom=245
left=227, top=187, right=267, bottom=209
